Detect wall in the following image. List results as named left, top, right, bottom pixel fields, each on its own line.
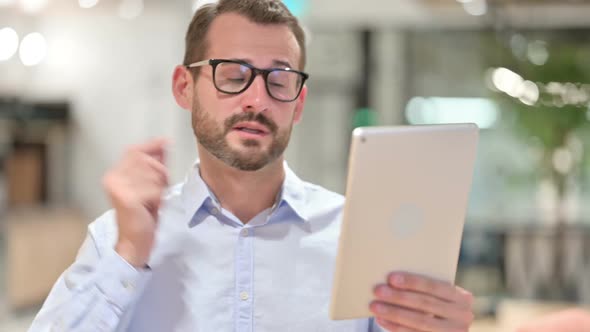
left=1, top=8, right=195, bottom=217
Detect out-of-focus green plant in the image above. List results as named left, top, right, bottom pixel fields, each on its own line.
left=485, top=31, right=590, bottom=222
left=483, top=30, right=590, bottom=300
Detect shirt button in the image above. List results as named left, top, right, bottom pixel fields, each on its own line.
left=210, top=207, right=219, bottom=215
left=240, top=228, right=249, bottom=237
left=239, top=291, right=249, bottom=301
left=121, top=280, right=135, bottom=291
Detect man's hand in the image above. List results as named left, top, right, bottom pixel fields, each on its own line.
left=102, top=138, right=170, bottom=268
left=516, top=309, right=590, bottom=332
left=370, top=272, right=474, bottom=332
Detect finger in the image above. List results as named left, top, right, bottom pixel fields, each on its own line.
left=388, top=273, right=472, bottom=307
left=454, top=286, right=475, bottom=308
left=133, top=154, right=168, bottom=186
left=122, top=160, right=168, bottom=191
left=135, top=137, right=171, bottom=158
left=133, top=178, right=165, bottom=200
left=370, top=301, right=460, bottom=332
left=374, top=285, right=473, bottom=323
left=151, top=144, right=167, bottom=164
left=375, top=317, right=419, bottom=332
left=145, top=157, right=169, bottom=186
left=134, top=170, right=168, bottom=193
left=137, top=184, right=165, bottom=217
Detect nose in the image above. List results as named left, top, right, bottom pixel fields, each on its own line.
left=240, top=74, right=270, bottom=113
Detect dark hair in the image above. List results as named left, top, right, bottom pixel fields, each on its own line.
left=183, top=0, right=306, bottom=71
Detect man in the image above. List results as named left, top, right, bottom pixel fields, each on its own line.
left=29, top=0, right=474, bottom=331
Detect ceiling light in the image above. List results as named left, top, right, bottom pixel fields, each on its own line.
left=462, top=0, right=487, bottom=16
left=527, top=40, right=549, bottom=66
left=19, top=0, right=49, bottom=14
left=0, top=27, right=19, bottom=61
left=19, top=32, right=47, bottom=66
left=79, top=0, right=99, bottom=9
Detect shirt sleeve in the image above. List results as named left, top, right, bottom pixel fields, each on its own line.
left=28, top=215, right=152, bottom=332
left=368, top=317, right=387, bottom=332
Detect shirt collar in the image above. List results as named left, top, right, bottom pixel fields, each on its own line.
left=280, top=162, right=310, bottom=222
left=181, top=159, right=213, bottom=227
left=180, top=159, right=310, bottom=226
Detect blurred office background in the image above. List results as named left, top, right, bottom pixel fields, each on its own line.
left=1, top=0, right=590, bottom=331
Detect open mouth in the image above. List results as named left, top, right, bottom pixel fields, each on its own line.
left=232, top=122, right=270, bottom=136
left=234, top=127, right=266, bottom=135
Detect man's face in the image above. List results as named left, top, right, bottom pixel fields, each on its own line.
left=191, top=13, right=306, bottom=171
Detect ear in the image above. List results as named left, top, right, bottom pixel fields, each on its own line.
left=172, top=65, right=194, bottom=110
left=292, top=84, right=307, bottom=124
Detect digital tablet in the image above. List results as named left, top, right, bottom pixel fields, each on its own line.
left=329, top=124, right=479, bottom=320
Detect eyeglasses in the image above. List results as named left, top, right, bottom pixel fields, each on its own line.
left=185, top=59, right=309, bottom=102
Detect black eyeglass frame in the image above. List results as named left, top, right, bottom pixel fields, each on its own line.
left=185, top=59, right=309, bottom=102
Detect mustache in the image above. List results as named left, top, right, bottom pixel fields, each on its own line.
left=224, top=112, right=278, bottom=134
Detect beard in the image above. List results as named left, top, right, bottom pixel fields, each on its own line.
left=191, top=100, right=293, bottom=171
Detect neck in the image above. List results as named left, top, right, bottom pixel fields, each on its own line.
left=197, top=145, right=285, bottom=224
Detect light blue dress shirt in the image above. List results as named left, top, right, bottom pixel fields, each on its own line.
left=29, top=162, right=385, bottom=332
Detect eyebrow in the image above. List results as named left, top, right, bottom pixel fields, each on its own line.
left=231, top=58, right=294, bottom=69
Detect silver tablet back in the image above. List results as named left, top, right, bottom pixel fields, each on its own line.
left=330, top=124, right=479, bottom=320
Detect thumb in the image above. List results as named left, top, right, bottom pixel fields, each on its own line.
left=138, top=137, right=172, bottom=163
